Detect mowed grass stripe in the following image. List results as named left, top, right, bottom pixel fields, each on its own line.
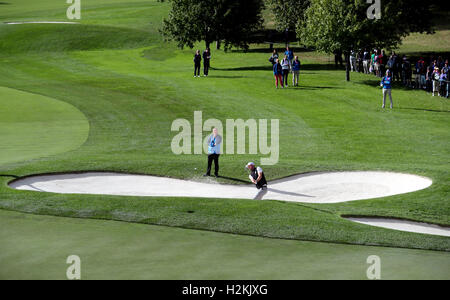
left=0, top=209, right=449, bottom=280
left=0, top=86, right=89, bottom=166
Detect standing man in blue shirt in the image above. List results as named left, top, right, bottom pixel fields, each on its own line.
left=380, top=70, right=393, bottom=109
left=285, top=46, right=294, bottom=67
left=292, top=56, right=301, bottom=87
left=204, top=128, right=222, bottom=177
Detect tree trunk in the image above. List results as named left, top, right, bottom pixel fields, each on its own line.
left=285, top=29, right=289, bottom=47
left=216, top=40, right=221, bottom=50
left=345, top=51, right=350, bottom=81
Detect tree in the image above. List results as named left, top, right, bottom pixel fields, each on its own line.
left=161, top=0, right=265, bottom=50
left=266, top=0, right=310, bottom=44
left=298, top=0, right=435, bottom=81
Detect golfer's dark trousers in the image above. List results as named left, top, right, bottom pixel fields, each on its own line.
left=204, top=61, right=210, bottom=76
left=206, top=154, right=219, bottom=176
left=194, top=63, right=201, bottom=76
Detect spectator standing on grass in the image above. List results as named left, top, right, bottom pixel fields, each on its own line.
left=269, top=49, right=279, bottom=65
left=363, top=49, right=371, bottom=74
left=350, top=50, right=356, bottom=72
left=273, top=58, right=283, bottom=89
left=292, top=56, right=301, bottom=87
left=402, top=56, right=412, bottom=87
left=440, top=69, right=447, bottom=97
left=193, top=50, right=202, bottom=78
left=387, top=53, right=395, bottom=74
left=442, top=62, right=449, bottom=98
left=374, top=50, right=381, bottom=77
left=413, top=61, right=420, bottom=89
left=417, top=58, right=426, bottom=90
left=379, top=50, right=386, bottom=77
left=426, top=66, right=433, bottom=93
left=432, top=67, right=440, bottom=96
left=430, top=59, right=437, bottom=72
left=285, top=46, right=294, bottom=66
left=393, top=52, right=400, bottom=82
left=281, top=55, right=290, bottom=87
left=357, top=50, right=363, bottom=73
left=371, top=50, right=377, bottom=75
left=204, top=128, right=222, bottom=177
left=380, top=70, right=393, bottom=109
left=203, top=48, right=211, bottom=76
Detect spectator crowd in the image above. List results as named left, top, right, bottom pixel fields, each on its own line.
left=346, top=49, right=449, bottom=98
left=192, top=46, right=449, bottom=99
left=269, top=47, right=301, bottom=89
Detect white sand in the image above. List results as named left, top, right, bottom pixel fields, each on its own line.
left=9, top=171, right=432, bottom=204
left=5, top=21, right=79, bottom=25
left=346, top=217, right=450, bottom=237
left=10, top=171, right=444, bottom=236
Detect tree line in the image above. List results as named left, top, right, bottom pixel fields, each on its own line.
left=161, top=0, right=442, bottom=80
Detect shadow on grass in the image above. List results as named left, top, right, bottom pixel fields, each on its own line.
left=398, top=107, right=450, bottom=113
left=357, top=79, right=420, bottom=92
left=231, top=46, right=311, bottom=54
left=209, top=75, right=247, bottom=79
left=211, top=63, right=339, bottom=72
left=0, top=174, right=19, bottom=179
left=285, top=86, right=341, bottom=90
left=211, top=65, right=272, bottom=72
left=0, top=2, right=11, bottom=4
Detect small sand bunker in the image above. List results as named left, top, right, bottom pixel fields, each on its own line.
left=9, top=171, right=432, bottom=204
left=346, top=217, right=450, bottom=237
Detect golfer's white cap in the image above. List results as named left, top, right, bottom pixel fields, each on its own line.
left=246, top=162, right=255, bottom=169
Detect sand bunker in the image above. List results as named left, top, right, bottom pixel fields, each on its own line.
left=346, top=217, right=450, bottom=237
left=9, top=171, right=432, bottom=204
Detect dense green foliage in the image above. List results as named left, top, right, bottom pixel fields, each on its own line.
left=161, top=0, right=265, bottom=49
left=299, top=0, right=435, bottom=53
left=266, top=0, right=309, bottom=32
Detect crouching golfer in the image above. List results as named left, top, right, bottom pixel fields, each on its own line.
left=246, top=162, right=268, bottom=200
left=204, top=128, right=222, bottom=177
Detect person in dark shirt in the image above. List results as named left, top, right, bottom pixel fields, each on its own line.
left=442, top=62, right=449, bottom=98
left=292, top=56, right=301, bottom=86
left=269, top=49, right=279, bottom=65
left=193, top=50, right=201, bottom=78
left=202, top=48, right=211, bottom=77
left=246, top=162, right=268, bottom=200
left=273, top=59, right=283, bottom=89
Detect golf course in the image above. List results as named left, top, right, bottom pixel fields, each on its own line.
left=0, top=0, right=449, bottom=280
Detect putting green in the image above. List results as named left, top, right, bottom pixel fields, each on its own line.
left=0, top=86, right=89, bottom=166
left=0, top=209, right=448, bottom=280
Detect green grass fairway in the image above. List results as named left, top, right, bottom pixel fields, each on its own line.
left=0, top=0, right=449, bottom=279
left=1, top=209, right=449, bottom=280
left=0, top=87, right=89, bottom=165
